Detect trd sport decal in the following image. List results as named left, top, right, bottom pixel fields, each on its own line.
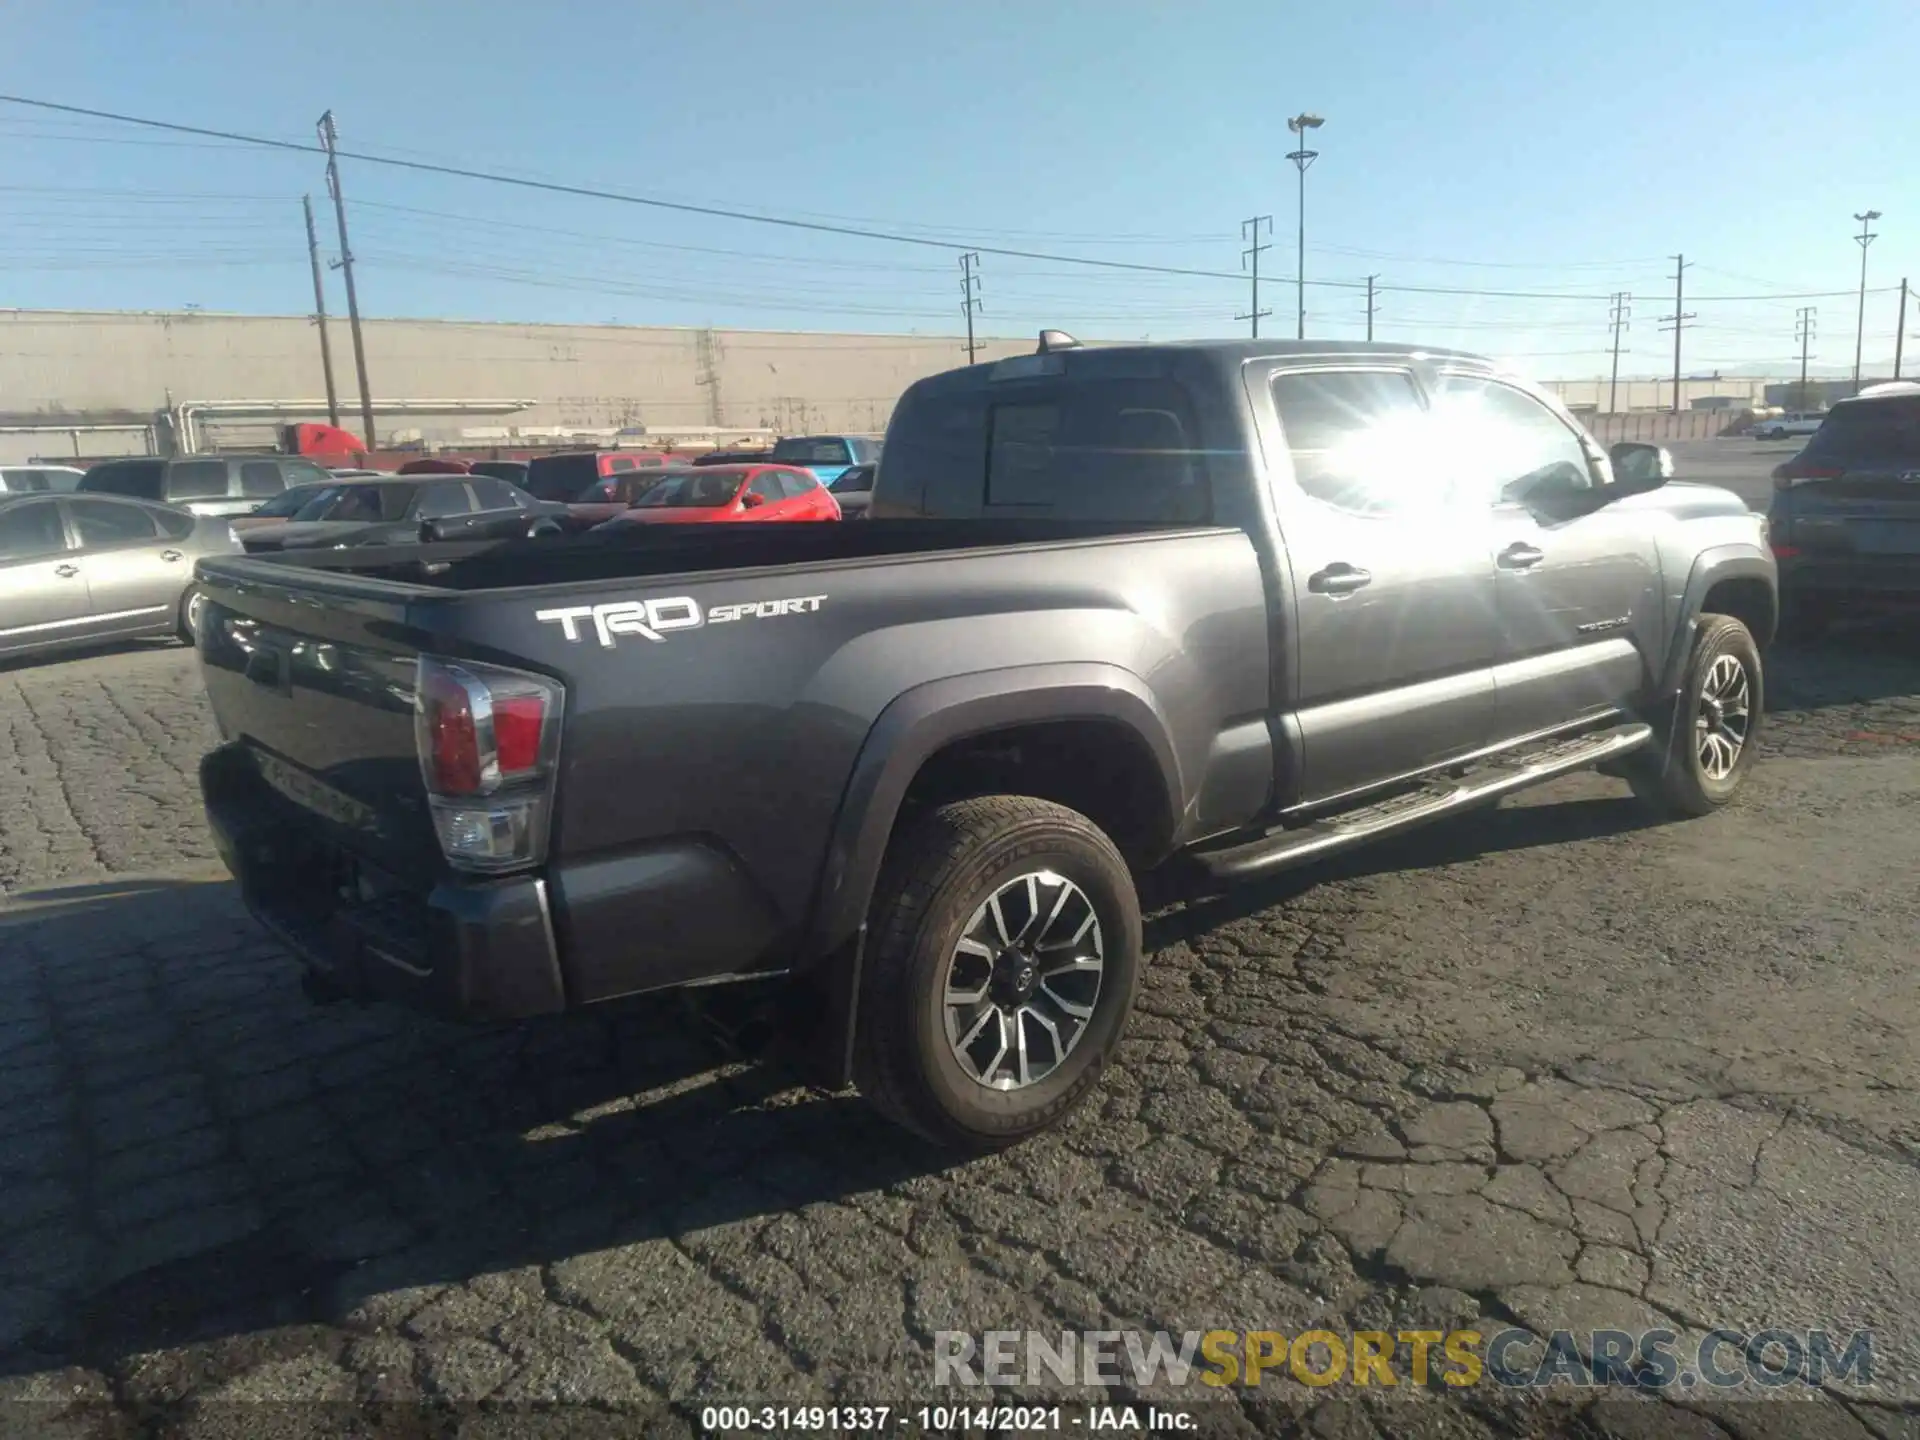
left=535, top=594, right=827, bottom=647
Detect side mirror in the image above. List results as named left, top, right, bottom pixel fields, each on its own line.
left=1607, top=442, right=1675, bottom=493
left=740, top=491, right=766, bottom=509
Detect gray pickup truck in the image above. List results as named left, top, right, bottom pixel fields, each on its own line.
left=193, top=337, right=1775, bottom=1150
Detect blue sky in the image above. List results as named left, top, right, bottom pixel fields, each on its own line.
left=3, top=0, right=1915, bottom=379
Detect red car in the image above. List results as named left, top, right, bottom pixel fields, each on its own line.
left=565, top=468, right=684, bottom=528
left=593, top=464, right=840, bottom=527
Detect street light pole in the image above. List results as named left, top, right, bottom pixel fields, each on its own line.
left=1285, top=113, right=1324, bottom=341
left=1853, top=209, right=1881, bottom=391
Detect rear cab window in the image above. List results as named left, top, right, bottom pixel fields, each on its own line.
left=886, top=374, right=1211, bottom=523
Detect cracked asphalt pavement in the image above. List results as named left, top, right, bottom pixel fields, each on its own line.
left=0, top=626, right=1916, bottom=1438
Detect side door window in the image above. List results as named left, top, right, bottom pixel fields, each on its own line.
left=1430, top=375, right=1595, bottom=507
left=1268, top=368, right=1433, bottom=515
left=746, top=473, right=784, bottom=509
left=281, top=460, right=334, bottom=488
left=167, top=459, right=232, bottom=502
left=0, top=500, right=69, bottom=561
left=68, top=498, right=161, bottom=550
left=410, top=482, right=475, bottom=520
left=239, top=461, right=285, bottom=500
left=469, top=477, right=526, bottom=511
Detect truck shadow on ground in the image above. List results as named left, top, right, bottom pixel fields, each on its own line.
left=0, top=776, right=1686, bottom=1380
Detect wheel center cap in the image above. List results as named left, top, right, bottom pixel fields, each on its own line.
left=993, top=949, right=1037, bottom=1003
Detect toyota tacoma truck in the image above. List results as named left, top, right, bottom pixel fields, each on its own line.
left=192, top=336, right=1775, bottom=1151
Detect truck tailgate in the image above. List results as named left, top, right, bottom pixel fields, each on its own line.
left=193, top=561, right=439, bottom=884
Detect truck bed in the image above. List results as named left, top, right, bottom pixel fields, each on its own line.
left=215, top=516, right=1203, bottom=593
left=191, top=517, right=1272, bottom=1017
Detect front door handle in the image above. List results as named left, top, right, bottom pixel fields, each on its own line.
left=160, top=549, right=183, bottom=562
left=54, top=563, right=79, bottom=579
left=1499, top=543, right=1545, bottom=570
left=1308, top=563, right=1373, bottom=596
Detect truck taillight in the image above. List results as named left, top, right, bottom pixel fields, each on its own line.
left=414, top=656, right=564, bottom=873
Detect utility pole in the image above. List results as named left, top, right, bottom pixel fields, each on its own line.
left=317, top=110, right=376, bottom=446
left=1658, top=255, right=1695, bottom=414
left=1896, top=278, right=1909, bottom=381
left=1236, top=216, right=1272, bottom=338
left=1285, top=113, right=1324, bottom=340
left=959, top=252, right=982, bottom=364
left=1607, top=291, right=1631, bottom=414
left=1853, top=210, right=1881, bottom=391
left=1364, top=274, right=1379, bottom=341
left=1795, top=307, right=1817, bottom=409
left=302, top=196, right=340, bottom=428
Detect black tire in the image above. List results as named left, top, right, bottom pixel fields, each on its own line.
left=853, top=796, right=1141, bottom=1152
left=1629, top=613, right=1763, bottom=817
left=177, top=587, right=203, bottom=647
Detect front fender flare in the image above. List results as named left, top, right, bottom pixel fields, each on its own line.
left=803, top=661, right=1183, bottom=962
left=1659, top=544, right=1777, bottom=698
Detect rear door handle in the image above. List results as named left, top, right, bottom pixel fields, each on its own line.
left=1307, top=563, right=1373, bottom=595
left=160, top=549, right=183, bottom=562
left=54, top=563, right=79, bottom=579
left=1499, top=543, right=1545, bottom=570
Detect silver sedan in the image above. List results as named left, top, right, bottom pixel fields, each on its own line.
left=0, top=493, right=242, bottom=661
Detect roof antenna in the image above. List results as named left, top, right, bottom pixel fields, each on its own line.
left=1037, top=329, right=1081, bottom=354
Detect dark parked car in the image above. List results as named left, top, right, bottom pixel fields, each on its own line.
left=193, top=336, right=1772, bottom=1151
left=1768, top=381, right=1920, bottom=634
left=238, top=474, right=563, bottom=552
left=79, top=454, right=336, bottom=519
left=691, top=448, right=773, bottom=467
left=523, top=451, right=680, bottom=503
left=470, top=460, right=531, bottom=489
left=0, top=492, right=240, bottom=659
left=565, top=468, right=684, bottom=527
left=827, top=462, right=876, bottom=518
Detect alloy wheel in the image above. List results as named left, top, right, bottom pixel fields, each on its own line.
left=941, top=870, right=1105, bottom=1092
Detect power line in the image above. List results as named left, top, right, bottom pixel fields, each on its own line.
left=0, top=93, right=1886, bottom=309
left=1795, top=305, right=1817, bottom=405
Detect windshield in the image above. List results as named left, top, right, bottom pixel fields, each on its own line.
left=771, top=437, right=850, bottom=466
left=634, top=471, right=742, bottom=507
left=254, top=484, right=335, bottom=518
left=829, top=466, right=873, bottom=493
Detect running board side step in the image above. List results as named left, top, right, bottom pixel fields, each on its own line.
left=1190, top=722, right=1653, bottom=883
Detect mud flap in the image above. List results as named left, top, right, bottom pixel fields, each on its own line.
left=776, top=924, right=866, bottom=1092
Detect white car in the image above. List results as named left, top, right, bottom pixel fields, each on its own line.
left=0, top=465, right=86, bottom=494
left=1754, top=412, right=1825, bottom=440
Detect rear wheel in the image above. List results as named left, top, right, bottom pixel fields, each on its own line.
left=853, top=796, right=1141, bottom=1151
left=1630, top=613, right=1763, bottom=817
left=177, top=587, right=205, bottom=647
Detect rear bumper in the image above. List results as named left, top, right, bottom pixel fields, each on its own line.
left=1779, top=557, right=1920, bottom=604
left=201, top=743, right=787, bottom=1022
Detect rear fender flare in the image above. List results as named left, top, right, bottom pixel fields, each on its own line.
left=803, top=662, right=1183, bottom=963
